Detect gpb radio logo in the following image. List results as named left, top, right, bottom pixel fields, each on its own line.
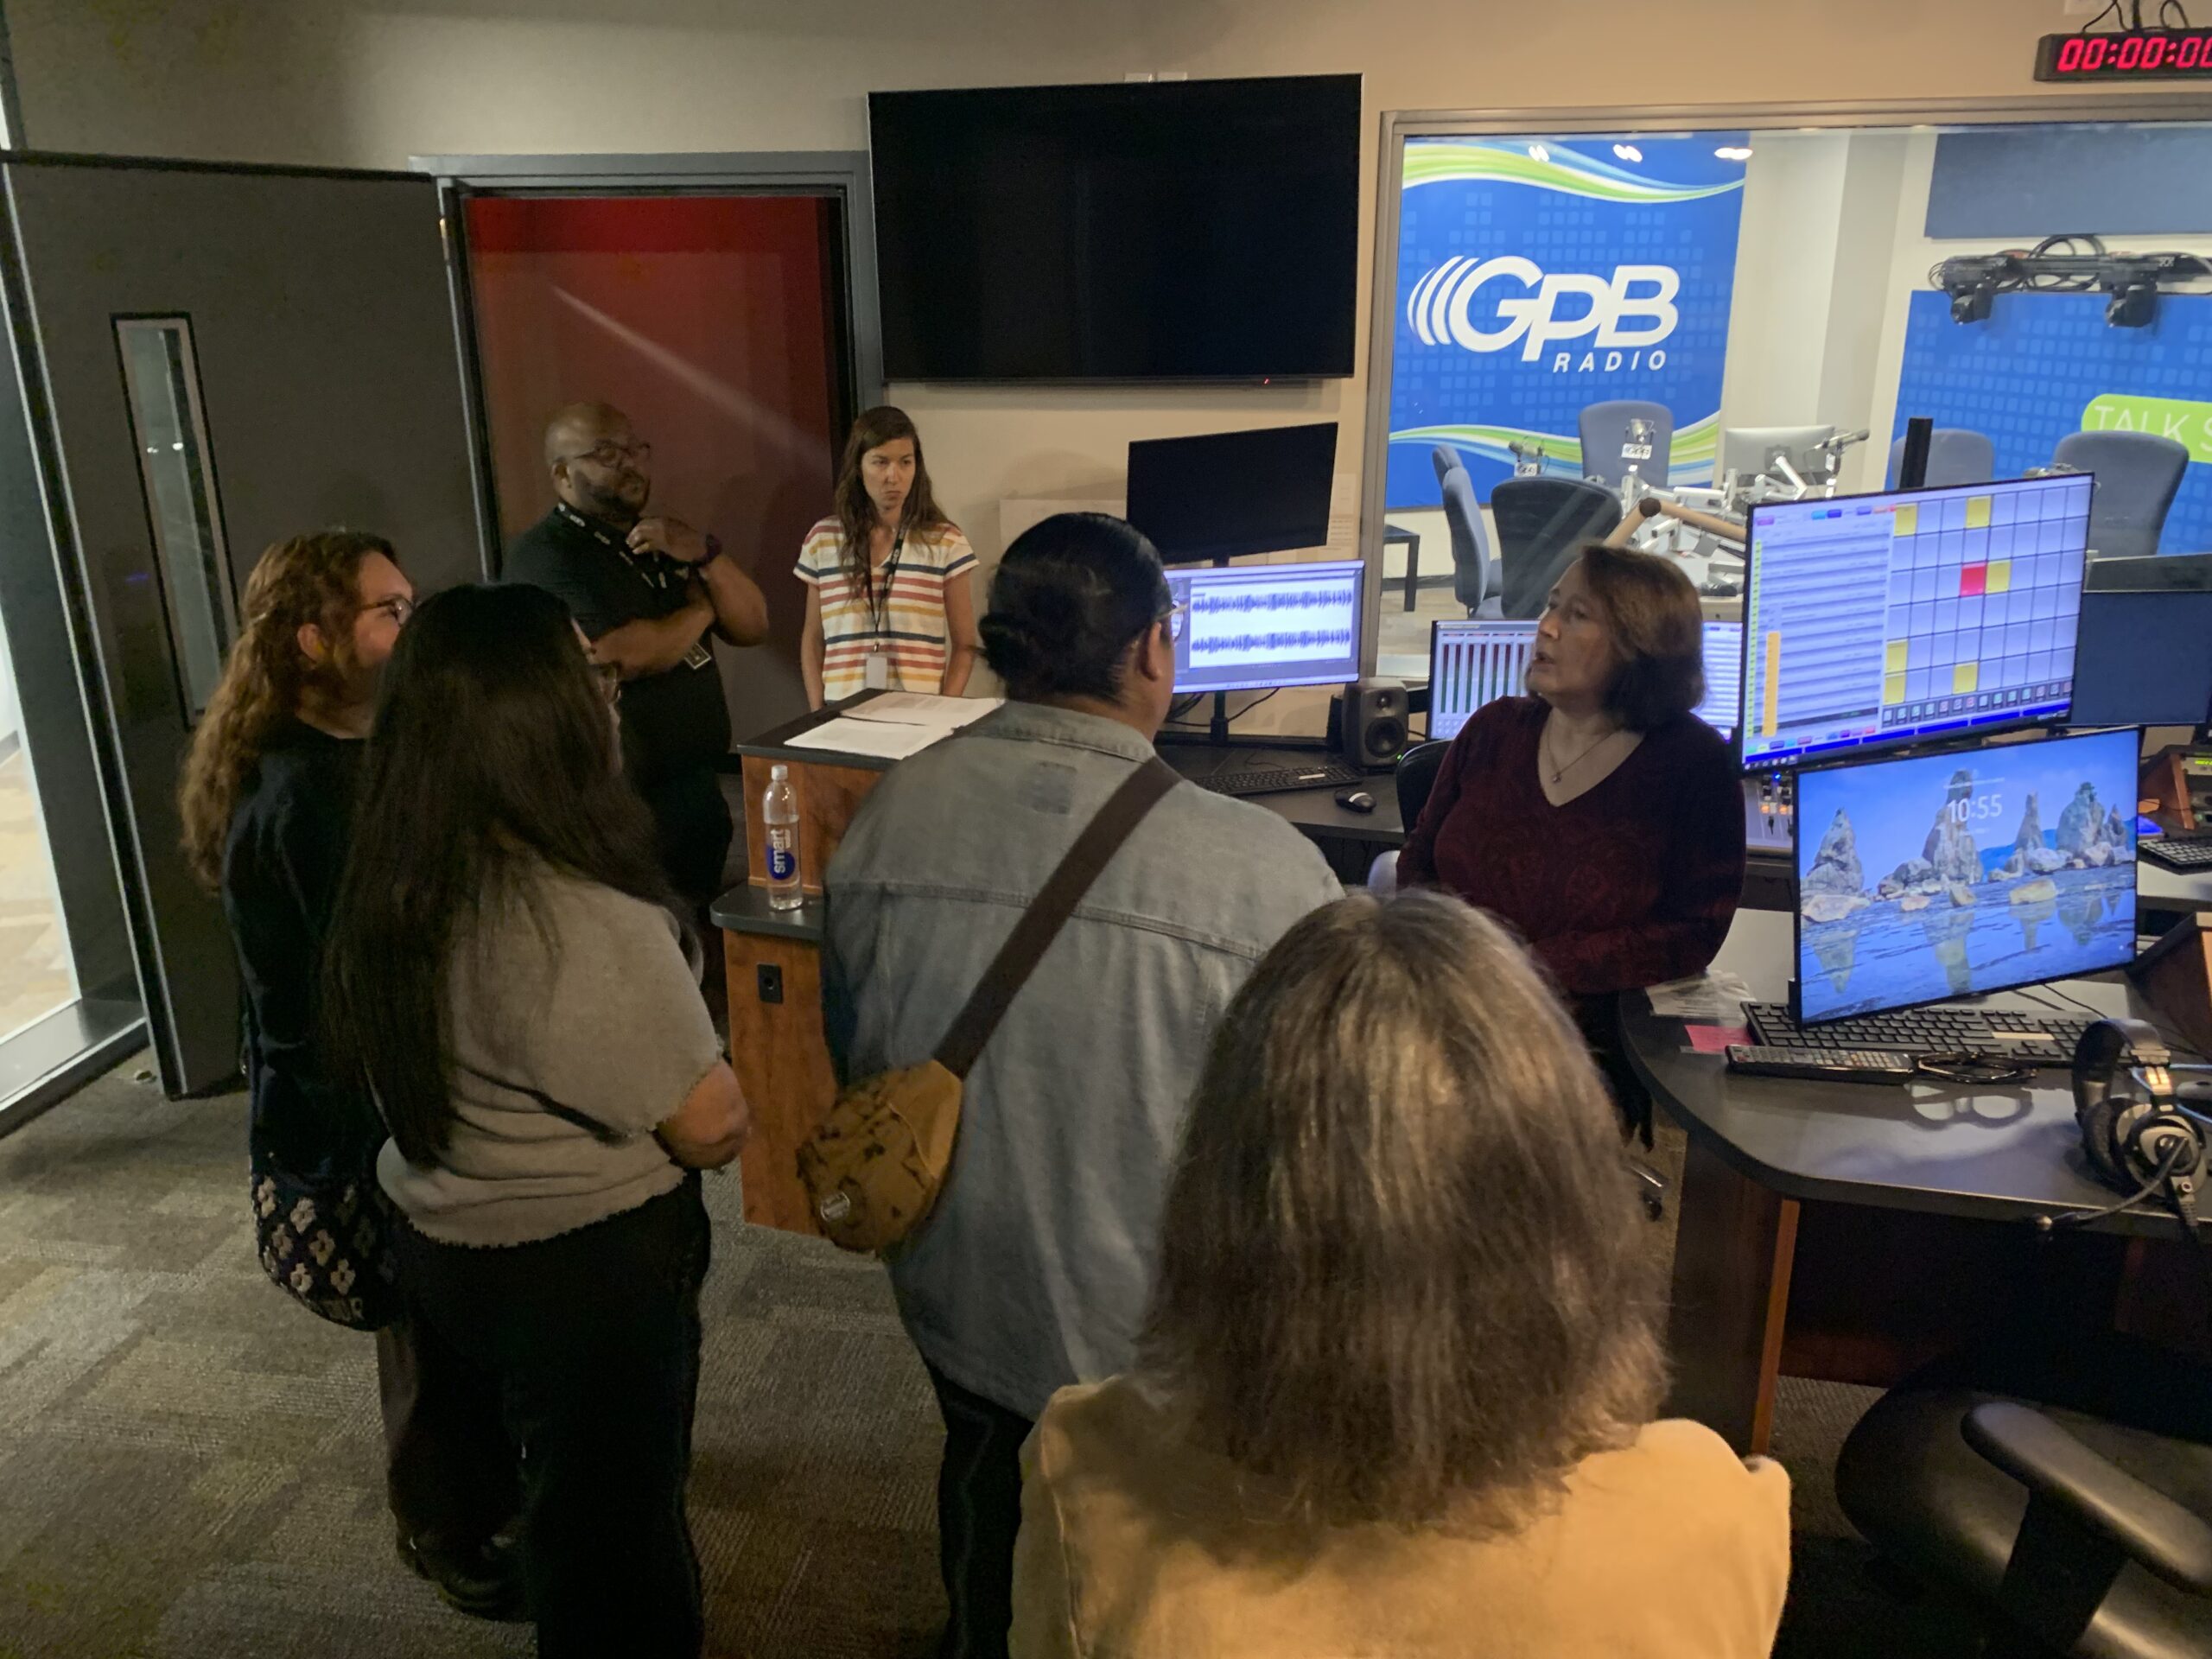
left=1407, top=257, right=1679, bottom=372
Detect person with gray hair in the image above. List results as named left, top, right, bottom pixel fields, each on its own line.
left=1010, top=890, right=1791, bottom=1659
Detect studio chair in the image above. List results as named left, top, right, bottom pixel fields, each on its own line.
left=1431, top=444, right=1462, bottom=490
left=1363, top=740, right=1451, bottom=894
left=2054, top=431, right=2190, bottom=561
left=1579, top=400, right=1674, bottom=492
left=1887, top=429, right=1997, bottom=490
left=1836, top=1334, right=2212, bottom=1658
left=1440, top=465, right=1503, bottom=620
left=1395, top=739, right=1449, bottom=832
left=1491, top=478, right=1623, bottom=620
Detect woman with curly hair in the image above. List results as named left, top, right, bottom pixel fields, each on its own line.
left=180, top=531, right=523, bottom=1621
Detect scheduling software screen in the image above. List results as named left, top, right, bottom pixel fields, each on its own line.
left=1794, top=727, right=2139, bottom=1024
left=1167, top=559, right=1363, bottom=695
left=1429, top=619, right=1741, bottom=743
left=1741, top=475, right=2092, bottom=769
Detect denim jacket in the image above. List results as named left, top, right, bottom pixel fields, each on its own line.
left=823, top=702, right=1342, bottom=1419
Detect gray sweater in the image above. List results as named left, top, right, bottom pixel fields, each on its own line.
left=378, top=867, right=723, bottom=1247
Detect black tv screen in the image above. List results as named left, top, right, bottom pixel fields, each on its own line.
left=868, top=75, right=1361, bottom=382
left=1126, top=423, right=1338, bottom=563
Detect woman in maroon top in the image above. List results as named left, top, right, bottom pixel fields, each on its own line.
left=1399, top=544, right=1745, bottom=1137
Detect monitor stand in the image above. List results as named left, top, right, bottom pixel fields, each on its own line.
left=1156, top=692, right=1327, bottom=754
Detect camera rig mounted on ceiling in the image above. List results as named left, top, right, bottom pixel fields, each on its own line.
left=1933, top=234, right=2212, bottom=328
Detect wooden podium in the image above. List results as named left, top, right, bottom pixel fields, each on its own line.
left=712, top=704, right=897, bottom=1236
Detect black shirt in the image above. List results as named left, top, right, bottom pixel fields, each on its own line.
left=223, top=721, right=384, bottom=1184
left=503, top=504, right=732, bottom=786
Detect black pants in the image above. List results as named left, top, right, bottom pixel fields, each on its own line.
left=375, top=1311, right=519, bottom=1553
left=642, top=766, right=734, bottom=911
left=925, top=1363, right=1034, bottom=1659
left=396, top=1179, right=711, bottom=1659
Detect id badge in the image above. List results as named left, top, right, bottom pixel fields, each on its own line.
left=864, top=650, right=890, bottom=690
left=682, top=640, right=713, bottom=672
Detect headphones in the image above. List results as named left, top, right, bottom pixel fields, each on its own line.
left=2066, top=1018, right=2208, bottom=1236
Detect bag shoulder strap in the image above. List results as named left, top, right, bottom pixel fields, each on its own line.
left=933, top=756, right=1181, bottom=1079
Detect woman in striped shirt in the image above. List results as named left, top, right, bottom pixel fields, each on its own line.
left=798, top=406, right=980, bottom=708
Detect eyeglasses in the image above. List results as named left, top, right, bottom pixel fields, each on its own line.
left=562, top=440, right=652, bottom=468
left=363, top=594, right=414, bottom=628
left=1160, top=600, right=1189, bottom=643
left=591, top=660, right=623, bottom=706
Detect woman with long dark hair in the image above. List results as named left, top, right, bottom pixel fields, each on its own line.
left=182, top=531, right=524, bottom=1620
left=797, top=404, right=979, bottom=706
left=323, top=583, right=748, bottom=1658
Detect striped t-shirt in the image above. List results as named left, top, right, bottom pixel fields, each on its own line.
left=796, top=518, right=977, bottom=702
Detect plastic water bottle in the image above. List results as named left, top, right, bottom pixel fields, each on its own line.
left=763, top=764, right=803, bottom=911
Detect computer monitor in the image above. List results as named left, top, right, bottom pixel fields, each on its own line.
left=1126, top=422, right=1338, bottom=563
left=1427, top=620, right=1535, bottom=741
left=2070, top=591, right=2212, bottom=728
left=1694, top=620, right=1743, bottom=743
left=1793, top=727, right=2139, bottom=1025
left=1167, top=558, right=1363, bottom=696
left=1428, top=617, right=1742, bottom=743
left=2083, top=550, right=2212, bottom=594
left=1719, top=424, right=1834, bottom=484
left=1739, top=474, right=2094, bottom=770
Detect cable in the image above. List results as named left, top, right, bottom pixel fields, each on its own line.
left=2161, top=0, right=2193, bottom=25
left=2035, top=1139, right=2190, bottom=1237
left=2080, top=0, right=2129, bottom=31
left=2016, top=983, right=2195, bottom=1056
left=2026, top=235, right=2107, bottom=292
left=1162, top=688, right=1281, bottom=730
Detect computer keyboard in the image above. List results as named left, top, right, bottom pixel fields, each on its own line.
left=1743, top=1001, right=2097, bottom=1070
left=1192, top=760, right=1368, bottom=798
left=2143, top=834, right=2212, bottom=872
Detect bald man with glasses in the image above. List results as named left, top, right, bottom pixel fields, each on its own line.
left=505, top=401, right=768, bottom=907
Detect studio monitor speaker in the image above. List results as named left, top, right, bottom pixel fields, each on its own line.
left=1345, top=677, right=1409, bottom=768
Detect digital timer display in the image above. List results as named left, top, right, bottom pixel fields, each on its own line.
left=2036, top=28, right=2212, bottom=79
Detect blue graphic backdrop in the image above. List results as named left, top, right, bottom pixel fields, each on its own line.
left=1385, top=135, right=1748, bottom=509
left=1893, top=290, right=2212, bottom=556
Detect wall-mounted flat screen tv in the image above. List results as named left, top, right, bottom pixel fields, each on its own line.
left=868, top=75, right=1361, bottom=382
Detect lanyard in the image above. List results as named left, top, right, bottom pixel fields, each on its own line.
left=869, top=523, right=907, bottom=638
left=556, top=502, right=677, bottom=591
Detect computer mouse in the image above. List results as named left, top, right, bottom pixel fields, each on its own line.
left=1336, top=788, right=1377, bottom=814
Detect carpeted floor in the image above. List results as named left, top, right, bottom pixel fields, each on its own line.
left=0, top=1058, right=1985, bottom=1658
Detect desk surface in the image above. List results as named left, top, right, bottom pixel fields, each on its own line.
left=1624, top=909, right=2200, bottom=1237
left=1156, top=741, right=1405, bottom=846
left=2142, top=858, right=2212, bottom=912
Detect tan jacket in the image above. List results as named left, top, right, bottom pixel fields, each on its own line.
left=1012, top=1376, right=1791, bottom=1659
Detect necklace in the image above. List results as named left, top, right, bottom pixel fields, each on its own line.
left=1542, top=717, right=1621, bottom=785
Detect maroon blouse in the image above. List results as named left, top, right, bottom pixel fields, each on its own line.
left=1398, top=698, right=1746, bottom=997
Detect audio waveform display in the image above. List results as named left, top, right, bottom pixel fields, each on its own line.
left=1167, top=558, right=1365, bottom=694
left=1191, top=590, right=1354, bottom=614
left=1192, top=629, right=1356, bottom=655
